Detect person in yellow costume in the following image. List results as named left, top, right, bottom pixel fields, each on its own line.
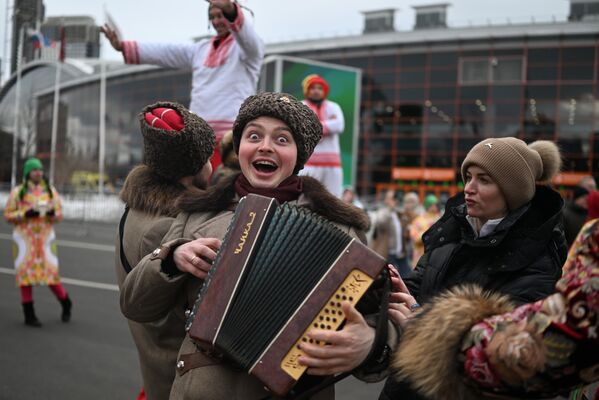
left=409, top=194, right=441, bottom=267
left=4, top=158, right=72, bottom=327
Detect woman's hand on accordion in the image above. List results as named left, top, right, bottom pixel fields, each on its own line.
left=173, top=238, right=221, bottom=279
left=297, top=301, right=375, bottom=375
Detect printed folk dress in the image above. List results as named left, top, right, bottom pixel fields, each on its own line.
left=3, top=183, right=63, bottom=287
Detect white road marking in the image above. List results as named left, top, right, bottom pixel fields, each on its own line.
left=0, top=233, right=115, bottom=252
left=0, top=267, right=119, bottom=291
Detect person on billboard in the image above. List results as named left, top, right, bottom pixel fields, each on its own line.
left=299, top=74, right=345, bottom=197
left=100, top=0, right=264, bottom=169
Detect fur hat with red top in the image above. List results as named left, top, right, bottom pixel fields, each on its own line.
left=139, top=101, right=215, bottom=180
left=302, top=74, right=330, bottom=98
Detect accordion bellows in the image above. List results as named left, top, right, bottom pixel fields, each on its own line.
left=186, top=194, right=386, bottom=396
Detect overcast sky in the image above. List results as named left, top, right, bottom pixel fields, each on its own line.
left=1, top=0, right=569, bottom=81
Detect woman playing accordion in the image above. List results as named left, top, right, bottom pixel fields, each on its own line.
left=120, top=92, right=398, bottom=400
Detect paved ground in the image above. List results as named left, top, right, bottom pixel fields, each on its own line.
left=0, top=220, right=385, bottom=399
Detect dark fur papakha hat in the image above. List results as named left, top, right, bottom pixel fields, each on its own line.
left=232, top=92, right=323, bottom=174
left=139, top=101, right=215, bottom=180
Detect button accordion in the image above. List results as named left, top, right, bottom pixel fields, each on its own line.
left=186, top=194, right=386, bottom=397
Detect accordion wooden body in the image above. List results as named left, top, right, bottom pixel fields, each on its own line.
left=186, top=194, right=386, bottom=397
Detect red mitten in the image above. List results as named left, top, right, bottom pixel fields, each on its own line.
left=145, top=112, right=174, bottom=130
left=151, top=107, right=184, bottom=131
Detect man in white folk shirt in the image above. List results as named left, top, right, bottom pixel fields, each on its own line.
left=101, top=0, right=264, bottom=168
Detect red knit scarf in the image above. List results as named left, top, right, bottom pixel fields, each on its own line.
left=234, top=174, right=303, bottom=203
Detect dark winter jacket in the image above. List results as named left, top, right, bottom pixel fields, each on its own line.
left=406, top=185, right=566, bottom=305
left=563, top=201, right=588, bottom=247
left=380, top=185, right=567, bottom=400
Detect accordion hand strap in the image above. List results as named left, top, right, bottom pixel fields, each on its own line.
left=118, top=205, right=133, bottom=274
left=267, top=269, right=392, bottom=400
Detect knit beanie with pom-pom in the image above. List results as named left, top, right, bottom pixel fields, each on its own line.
left=461, top=138, right=561, bottom=210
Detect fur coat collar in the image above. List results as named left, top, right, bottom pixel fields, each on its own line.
left=177, top=173, right=370, bottom=232
left=119, top=165, right=188, bottom=217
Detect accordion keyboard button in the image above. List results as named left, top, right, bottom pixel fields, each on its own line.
left=281, top=269, right=374, bottom=380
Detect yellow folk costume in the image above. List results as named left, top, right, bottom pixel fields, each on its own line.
left=3, top=158, right=71, bottom=327
left=4, top=181, right=62, bottom=286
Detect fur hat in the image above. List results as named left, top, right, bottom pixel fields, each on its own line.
left=139, top=101, right=215, bottom=181
left=461, top=138, right=561, bottom=210
left=302, top=74, right=330, bottom=98
left=232, top=92, right=322, bottom=174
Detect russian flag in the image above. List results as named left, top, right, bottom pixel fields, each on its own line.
left=29, top=30, right=52, bottom=49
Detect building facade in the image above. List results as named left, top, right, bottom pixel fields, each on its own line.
left=0, top=4, right=597, bottom=197
left=10, top=0, right=45, bottom=74
left=42, top=16, right=100, bottom=59
left=268, top=13, right=599, bottom=197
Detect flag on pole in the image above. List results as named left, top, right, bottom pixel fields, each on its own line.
left=27, top=29, right=63, bottom=61
left=28, top=30, right=53, bottom=49
left=59, top=26, right=65, bottom=62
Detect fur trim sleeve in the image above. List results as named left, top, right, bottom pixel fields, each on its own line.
left=393, top=286, right=513, bottom=400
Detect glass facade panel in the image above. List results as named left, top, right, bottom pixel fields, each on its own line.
left=492, top=85, right=522, bottom=101
left=528, top=48, right=559, bottom=65
left=398, top=87, right=426, bottom=102
left=373, top=55, right=397, bottom=70
left=493, top=121, right=521, bottom=137
left=430, top=68, right=457, bottom=85
left=560, top=85, right=594, bottom=101
left=460, top=86, right=487, bottom=101
left=496, top=101, right=522, bottom=117
left=400, top=54, right=427, bottom=68
left=424, top=153, right=453, bottom=168
left=527, top=65, right=558, bottom=81
left=344, top=57, right=370, bottom=69
left=526, top=85, right=557, bottom=100
left=561, top=65, right=594, bottom=81
left=561, top=47, right=595, bottom=64
left=493, top=58, right=523, bottom=82
left=430, top=52, right=458, bottom=67
left=372, top=72, right=397, bottom=85
left=399, top=69, right=426, bottom=85
left=394, top=154, right=421, bottom=167
left=429, top=86, right=457, bottom=100
left=460, top=59, right=489, bottom=84
left=396, top=136, right=422, bottom=152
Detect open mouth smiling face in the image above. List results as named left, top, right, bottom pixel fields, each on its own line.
left=239, top=116, right=297, bottom=189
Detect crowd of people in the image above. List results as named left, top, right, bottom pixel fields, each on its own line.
left=3, top=1, right=597, bottom=399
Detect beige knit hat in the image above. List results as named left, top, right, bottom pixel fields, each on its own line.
left=461, top=137, right=561, bottom=210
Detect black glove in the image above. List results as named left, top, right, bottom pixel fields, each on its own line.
left=24, top=209, right=40, bottom=218
left=45, top=209, right=55, bottom=217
